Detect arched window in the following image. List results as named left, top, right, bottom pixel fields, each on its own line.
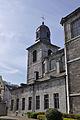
left=48, top=49, right=52, bottom=56
left=36, top=32, right=39, bottom=39
left=33, top=50, right=37, bottom=62
left=36, top=31, right=40, bottom=39
left=50, top=59, right=56, bottom=70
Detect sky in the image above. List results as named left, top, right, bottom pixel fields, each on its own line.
left=0, top=0, right=79, bottom=85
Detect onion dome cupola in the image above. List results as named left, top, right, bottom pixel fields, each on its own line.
left=35, top=22, right=51, bottom=43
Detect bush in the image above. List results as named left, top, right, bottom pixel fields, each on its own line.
left=46, top=108, right=63, bottom=120
left=39, top=112, right=45, bottom=115
left=63, top=113, right=80, bottom=120
left=27, top=112, right=39, bottom=119
left=37, top=115, right=46, bottom=120
left=64, top=118, right=77, bottom=120
left=31, top=112, right=39, bottom=119
left=27, top=112, right=33, bottom=118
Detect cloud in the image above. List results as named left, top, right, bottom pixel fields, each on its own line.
left=0, top=63, right=20, bottom=74
left=0, top=32, right=16, bottom=57
left=0, top=32, right=15, bottom=38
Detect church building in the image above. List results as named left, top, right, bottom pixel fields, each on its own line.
left=8, top=7, right=80, bottom=116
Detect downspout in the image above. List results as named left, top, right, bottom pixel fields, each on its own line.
left=64, top=24, right=70, bottom=113
left=32, top=83, right=35, bottom=112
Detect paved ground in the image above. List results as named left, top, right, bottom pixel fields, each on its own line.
left=0, top=116, right=35, bottom=120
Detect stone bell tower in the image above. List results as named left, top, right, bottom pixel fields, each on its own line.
left=36, top=22, right=50, bottom=43
left=27, top=22, right=59, bottom=84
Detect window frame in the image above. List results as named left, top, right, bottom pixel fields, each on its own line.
left=71, top=18, right=80, bottom=38
left=16, top=98, right=19, bottom=110
left=33, top=50, right=37, bottom=63
left=54, top=93, right=59, bottom=109
left=11, top=99, right=14, bottom=111
left=42, top=62, right=45, bottom=74
left=28, top=97, right=32, bottom=110
left=0, top=88, right=1, bottom=94
left=22, top=98, right=25, bottom=110
left=36, top=95, right=40, bottom=110
left=50, top=59, right=56, bottom=71
left=44, top=94, right=49, bottom=109
left=48, top=49, right=52, bottom=56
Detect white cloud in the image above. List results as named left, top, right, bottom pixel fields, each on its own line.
left=0, top=32, right=16, bottom=56
left=0, top=32, right=15, bottom=38
left=0, top=62, right=20, bottom=74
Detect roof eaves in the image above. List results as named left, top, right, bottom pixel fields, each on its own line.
left=60, top=7, right=80, bottom=25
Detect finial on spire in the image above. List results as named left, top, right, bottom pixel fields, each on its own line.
left=41, top=16, right=45, bottom=25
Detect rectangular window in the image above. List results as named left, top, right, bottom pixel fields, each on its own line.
left=71, top=18, right=80, bottom=38
left=11, top=99, right=14, bottom=111
left=43, top=63, right=45, bottom=74
left=0, top=88, right=1, bottom=94
left=16, top=98, right=19, bottom=110
left=50, top=59, right=56, bottom=70
left=0, top=96, right=2, bottom=102
left=34, top=71, right=39, bottom=80
left=22, top=98, right=25, bottom=110
left=54, top=93, right=59, bottom=109
left=28, top=97, right=32, bottom=110
left=44, top=94, right=49, bottom=109
left=33, top=50, right=37, bottom=62
left=36, top=96, right=40, bottom=110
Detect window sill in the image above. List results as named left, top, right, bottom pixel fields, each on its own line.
left=49, top=69, right=56, bottom=72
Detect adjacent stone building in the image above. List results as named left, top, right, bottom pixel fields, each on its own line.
left=8, top=7, right=80, bottom=116
left=61, top=7, right=80, bottom=113
left=0, top=76, right=5, bottom=102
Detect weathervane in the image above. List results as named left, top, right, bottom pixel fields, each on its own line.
left=41, top=16, right=45, bottom=25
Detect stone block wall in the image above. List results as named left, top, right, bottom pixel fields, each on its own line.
left=63, top=8, right=80, bottom=113
left=8, top=77, right=66, bottom=116
left=0, top=103, right=7, bottom=116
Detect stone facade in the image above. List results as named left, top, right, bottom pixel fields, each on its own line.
left=27, top=40, right=59, bottom=84
left=0, top=76, right=5, bottom=102
left=61, top=7, right=80, bottom=113
left=8, top=22, right=66, bottom=116
left=8, top=76, right=66, bottom=116
left=0, top=102, right=7, bottom=116
left=8, top=7, right=80, bottom=116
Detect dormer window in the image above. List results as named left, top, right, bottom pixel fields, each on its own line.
left=71, top=18, right=80, bottom=38
left=33, top=50, right=37, bottom=62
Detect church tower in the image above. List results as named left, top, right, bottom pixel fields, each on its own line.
left=27, top=22, right=59, bottom=84
left=36, top=22, right=50, bottom=43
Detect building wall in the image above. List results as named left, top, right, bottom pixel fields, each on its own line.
left=70, top=96, right=80, bottom=114
left=27, top=42, right=59, bottom=84
left=0, top=102, right=7, bottom=116
left=0, top=76, right=5, bottom=102
left=8, top=77, right=66, bottom=116
left=63, top=9, right=80, bottom=113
